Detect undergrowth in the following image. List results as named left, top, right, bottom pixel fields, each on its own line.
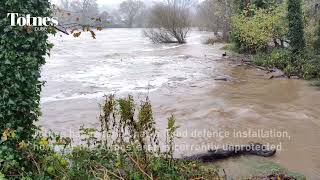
left=0, top=95, right=223, bottom=179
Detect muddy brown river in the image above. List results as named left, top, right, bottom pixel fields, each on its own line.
left=40, top=29, right=320, bottom=179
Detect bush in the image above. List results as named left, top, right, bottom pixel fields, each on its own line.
left=253, top=48, right=290, bottom=69
left=270, top=49, right=291, bottom=70
left=300, top=54, right=320, bottom=79
left=231, top=4, right=287, bottom=53
left=0, top=0, right=55, bottom=176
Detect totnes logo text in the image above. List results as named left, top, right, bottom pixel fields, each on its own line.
left=7, top=13, right=58, bottom=31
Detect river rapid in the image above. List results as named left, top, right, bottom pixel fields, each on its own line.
left=40, top=29, right=320, bottom=179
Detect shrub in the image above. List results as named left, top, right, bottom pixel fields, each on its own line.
left=231, top=4, right=287, bottom=53
left=253, top=48, right=290, bottom=69
left=204, top=37, right=225, bottom=45
left=300, top=54, right=320, bottom=79
left=0, top=0, right=55, bottom=175
left=270, top=49, right=291, bottom=70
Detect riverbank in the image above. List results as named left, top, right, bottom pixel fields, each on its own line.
left=39, top=29, right=320, bottom=179
left=4, top=95, right=303, bottom=179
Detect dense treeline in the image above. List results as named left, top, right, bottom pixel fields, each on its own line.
left=228, top=0, right=320, bottom=82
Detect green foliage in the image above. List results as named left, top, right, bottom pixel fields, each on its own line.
left=252, top=0, right=283, bottom=9
left=299, top=53, right=320, bottom=79
left=231, top=4, right=287, bottom=53
left=287, top=0, right=306, bottom=54
left=253, top=48, right=290, bottom=69
left=1, top=95, right=223, bottom=179
left=166, top=115, right=179, bottom=163
left=253, top=48, right=320, bottom=79
left=314, top=19, right=320, bottom=54
left=0, top=0, right=55, bottom=175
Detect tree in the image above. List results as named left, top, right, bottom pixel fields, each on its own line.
left=144, top=0, right=193, bottom=44
left=119, top=0, right=146, bottom=28
left=99, top=11, right=111, bottom=27
left=287, top=0, right=305, bottom=54
left=196, top=0, right=233, bottom=41
left=315, top=19, right=320, bottom=54
left=70, top=0, right=99, bottom=25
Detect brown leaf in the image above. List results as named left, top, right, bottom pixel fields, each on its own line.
left=76, top=17, right=80, bottom=21
left=73, top=32, right=81, bottom=38
left=96, top=27, right=103, bottom=31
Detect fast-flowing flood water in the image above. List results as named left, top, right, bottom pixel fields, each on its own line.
left=40, top=29, right=320, bottom=179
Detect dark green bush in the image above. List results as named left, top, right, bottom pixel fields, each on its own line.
left=0, top=0, right=55, bottom=175
left=253, top=48, right=320, bottom=79
left=300, top=54, right=320, bottom=79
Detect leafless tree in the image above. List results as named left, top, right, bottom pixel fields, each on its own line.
left=60, top=0, right=70, bottom=9
left=119, top=0, right=146, bottom=28
left=70, top=0, right=99, bottom=25
left=144, top=0, right=194, bottom=44
left=196, top=0, right=233, bottom=41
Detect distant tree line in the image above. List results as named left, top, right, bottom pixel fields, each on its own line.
left=55, top=0, right=147, bottom=28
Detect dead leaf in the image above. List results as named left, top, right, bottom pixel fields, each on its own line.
left=73, top=32, right=81, bottom=38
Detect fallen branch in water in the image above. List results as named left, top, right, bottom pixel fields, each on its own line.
left=183, top=143, right=276, bottom=162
